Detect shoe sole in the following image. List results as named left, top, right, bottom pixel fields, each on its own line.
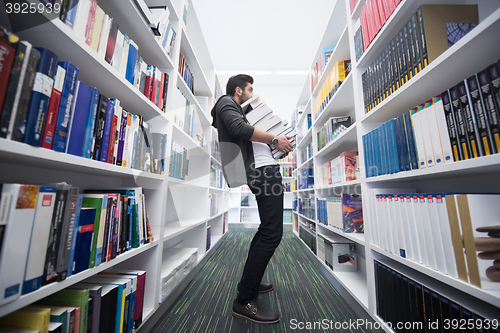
left=232, top=310, right=280, bottom=324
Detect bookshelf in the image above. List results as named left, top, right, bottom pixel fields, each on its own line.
left=291, top=0, right=500, bottom=328
left=0, top=0, right=228, bottom=330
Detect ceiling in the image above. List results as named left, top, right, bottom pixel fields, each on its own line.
left=190, top=0, right=337, bottom=122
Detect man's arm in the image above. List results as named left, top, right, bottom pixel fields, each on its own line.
left=250, top=127, right=294, bottom=153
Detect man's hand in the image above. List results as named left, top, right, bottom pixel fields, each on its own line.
left=274, top=135, right=294, bottom=153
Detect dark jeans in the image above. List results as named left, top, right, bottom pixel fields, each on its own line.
left=236, top=164, right=284, bottom=304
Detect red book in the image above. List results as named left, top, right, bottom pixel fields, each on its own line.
left=157, top=71, right=165, bottom=109
left=85, top=0, right=98, bottom=46
left=0, top=37, right=16, bottom=111
left=143, top=65, right=153, bottom=99
left=106, top=109, right=118, bottom=164
left=41, top=66, right=66, bottom=149
left=150, top=67, right=157, bottom=104
left=376, top=0, right=388, bottom=25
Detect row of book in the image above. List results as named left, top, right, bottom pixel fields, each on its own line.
left=0, top=183, right=152, bottom=306
left=209, top=162, right=224, bottom=188
left=168, top=140, right=190, bottom=180
left=60, top=0, right=173, bottom=104
left=0, top=269, right=147, bottom=333
left=298, top=221, right=317, bottom=255
left=293, top=194, right=316, bottom=220
left=300, top=142, right=313, bottom=165
left=313, top=60, right=351, bottom=117
left=281, top=166, right=293, bottom=177
left=171, top=87, right=198, bottom=139
left=178, top=53, right=194, bottom=93
left=310, top=44, right=335, bottom=93
left=374, top=260, right=498, bottom=333
left=362, top=5, right=479, bottom=113
left=0, top=36, right=168, bottom=175
left=362, top=60, right=500, bottom=178
left=317, top=193, right=364, bottom=234
left=149, top=5, right=177, bottom=58
left=317, top=115, right=351, bottom=151
left=369, top=191, right=500, bottom=290
left=297, top=167, right=314, bottom=190
left=359, top=0, right=401, bottom=52
left=317, top=234, right=357, bottom=272
left=320, top=151, right=359, bottom=186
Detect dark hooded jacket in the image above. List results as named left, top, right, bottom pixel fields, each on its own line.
left=211, top=95, right=256, bottom=188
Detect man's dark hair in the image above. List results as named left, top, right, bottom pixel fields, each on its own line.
left=226, top=74, right=254, bottom=96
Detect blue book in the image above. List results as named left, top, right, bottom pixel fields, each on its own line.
left=100, top=99, right=116, bottom=163
left=67, top=194, right=83, bottom=278
left=73, top=207, right=96, bottom=275
left=404, top=111, right=419, bottom=170
left=64, top=0, right=80, bottom=28
left=125, top=41, right=138, bottom=85
left=82, top=87, right=100, bottom=159
left=24, top=47, right=59, bottom=146
left=52, top=61, right=79, bottom=152
left=67, top=81, right=92, bottom=156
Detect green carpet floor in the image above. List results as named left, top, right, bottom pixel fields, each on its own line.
left=149, top=229, right=373, bottom=333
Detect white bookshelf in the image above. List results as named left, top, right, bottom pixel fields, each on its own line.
left=0, top=0, right=228, bottom=329
left=291, top=0, right=500, bottom=326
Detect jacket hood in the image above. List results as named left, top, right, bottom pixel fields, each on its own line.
left=211, top=94, right=237, bottom=128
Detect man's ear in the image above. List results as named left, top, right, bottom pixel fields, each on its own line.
left=235, top=86, right=242, bottom=96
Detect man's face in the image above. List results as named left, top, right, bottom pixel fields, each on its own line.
left=240, top=82, right=254, bottom=103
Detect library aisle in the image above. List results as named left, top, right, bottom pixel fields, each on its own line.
left=144, top=229, right=376, bottom=333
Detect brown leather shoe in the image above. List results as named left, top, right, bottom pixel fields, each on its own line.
left=237, top=282, right=273, bottom=293
left=232, top=300, right=280, bottom=324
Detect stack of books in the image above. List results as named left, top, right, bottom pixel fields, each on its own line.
left=240, top=95, right=296, bottom=159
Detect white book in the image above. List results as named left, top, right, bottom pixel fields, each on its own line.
left=90, top=6, right=105, bottom=53
left=419, top=104, right=436, bottom=167
left=434, top=193, right=459, bottom=278
left=0, top=184, right=39, bottom=305
left=392, top=194, right=407, bottom=258
left=127, top=114, right=139, bottom=169
left=369, top=192, right=379, bottom=248
left=73, top=0, right=91, bottom=42
left=246, top=104, right=273, bottom=125
left=411, top=110, right=428, bottom=169
left=425, top=194, right=447, bottom=274
left=112, top=30, right=124, bottom=73
left=22, top=185, right=57, bottom=295
left=425, top=101, right=445, bottom=165
left=267, top=119, right=289, bottom=137
left=122, top=112, right=132, bottom=168
left=97, top=15, right=111, bottom=59
left=387, top=194, right=399, bottom=255
left=119, top=34, right=130, bottom=78
left=134, top=0, right=153, bottom=24
left=408, top=194, right=426, bottom=265
left=374, top=194, right=386, bottom=251
left=254, top=114, right=282, bottom=133
left=398, top=194, right=415, bottom=262
left=240, top=94, right=264, bottom=114
left=381, top=194, right=391, bottom=253
left=456, top=194, right=500, bottom=289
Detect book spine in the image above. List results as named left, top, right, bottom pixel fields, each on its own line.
left=116, top=109, right=128, bottom=166
left=9, top=48, right=41, bottom=142
left=466, top=75, right=493, bottom=156
left=457, top=81, right=482, bottom=158
left=486, top=63, right=500, bottom=153
left=56, top=186, right=79, bottom=281
left=0, top=35, right=16, bottom=108
left=441, top=90, right=461, bottom=161
left=416, top=6, right=428, bottom=69
left=41, top=65, right=65, bottom=149
left=0, top=41, right=29, bottom=139
left=82, top=88, right=100, bottom=158
left=67, top=194, right=83, bottom=278
left=52, top=62, right=80, bottom=152
left=100, top=99, right=115, bottom=162
left=450, top=86, right=471, bottom=160
left=93, top=94, right=108, bottom=160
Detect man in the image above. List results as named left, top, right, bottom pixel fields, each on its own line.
left=211, top=74, right=294, bottom=324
